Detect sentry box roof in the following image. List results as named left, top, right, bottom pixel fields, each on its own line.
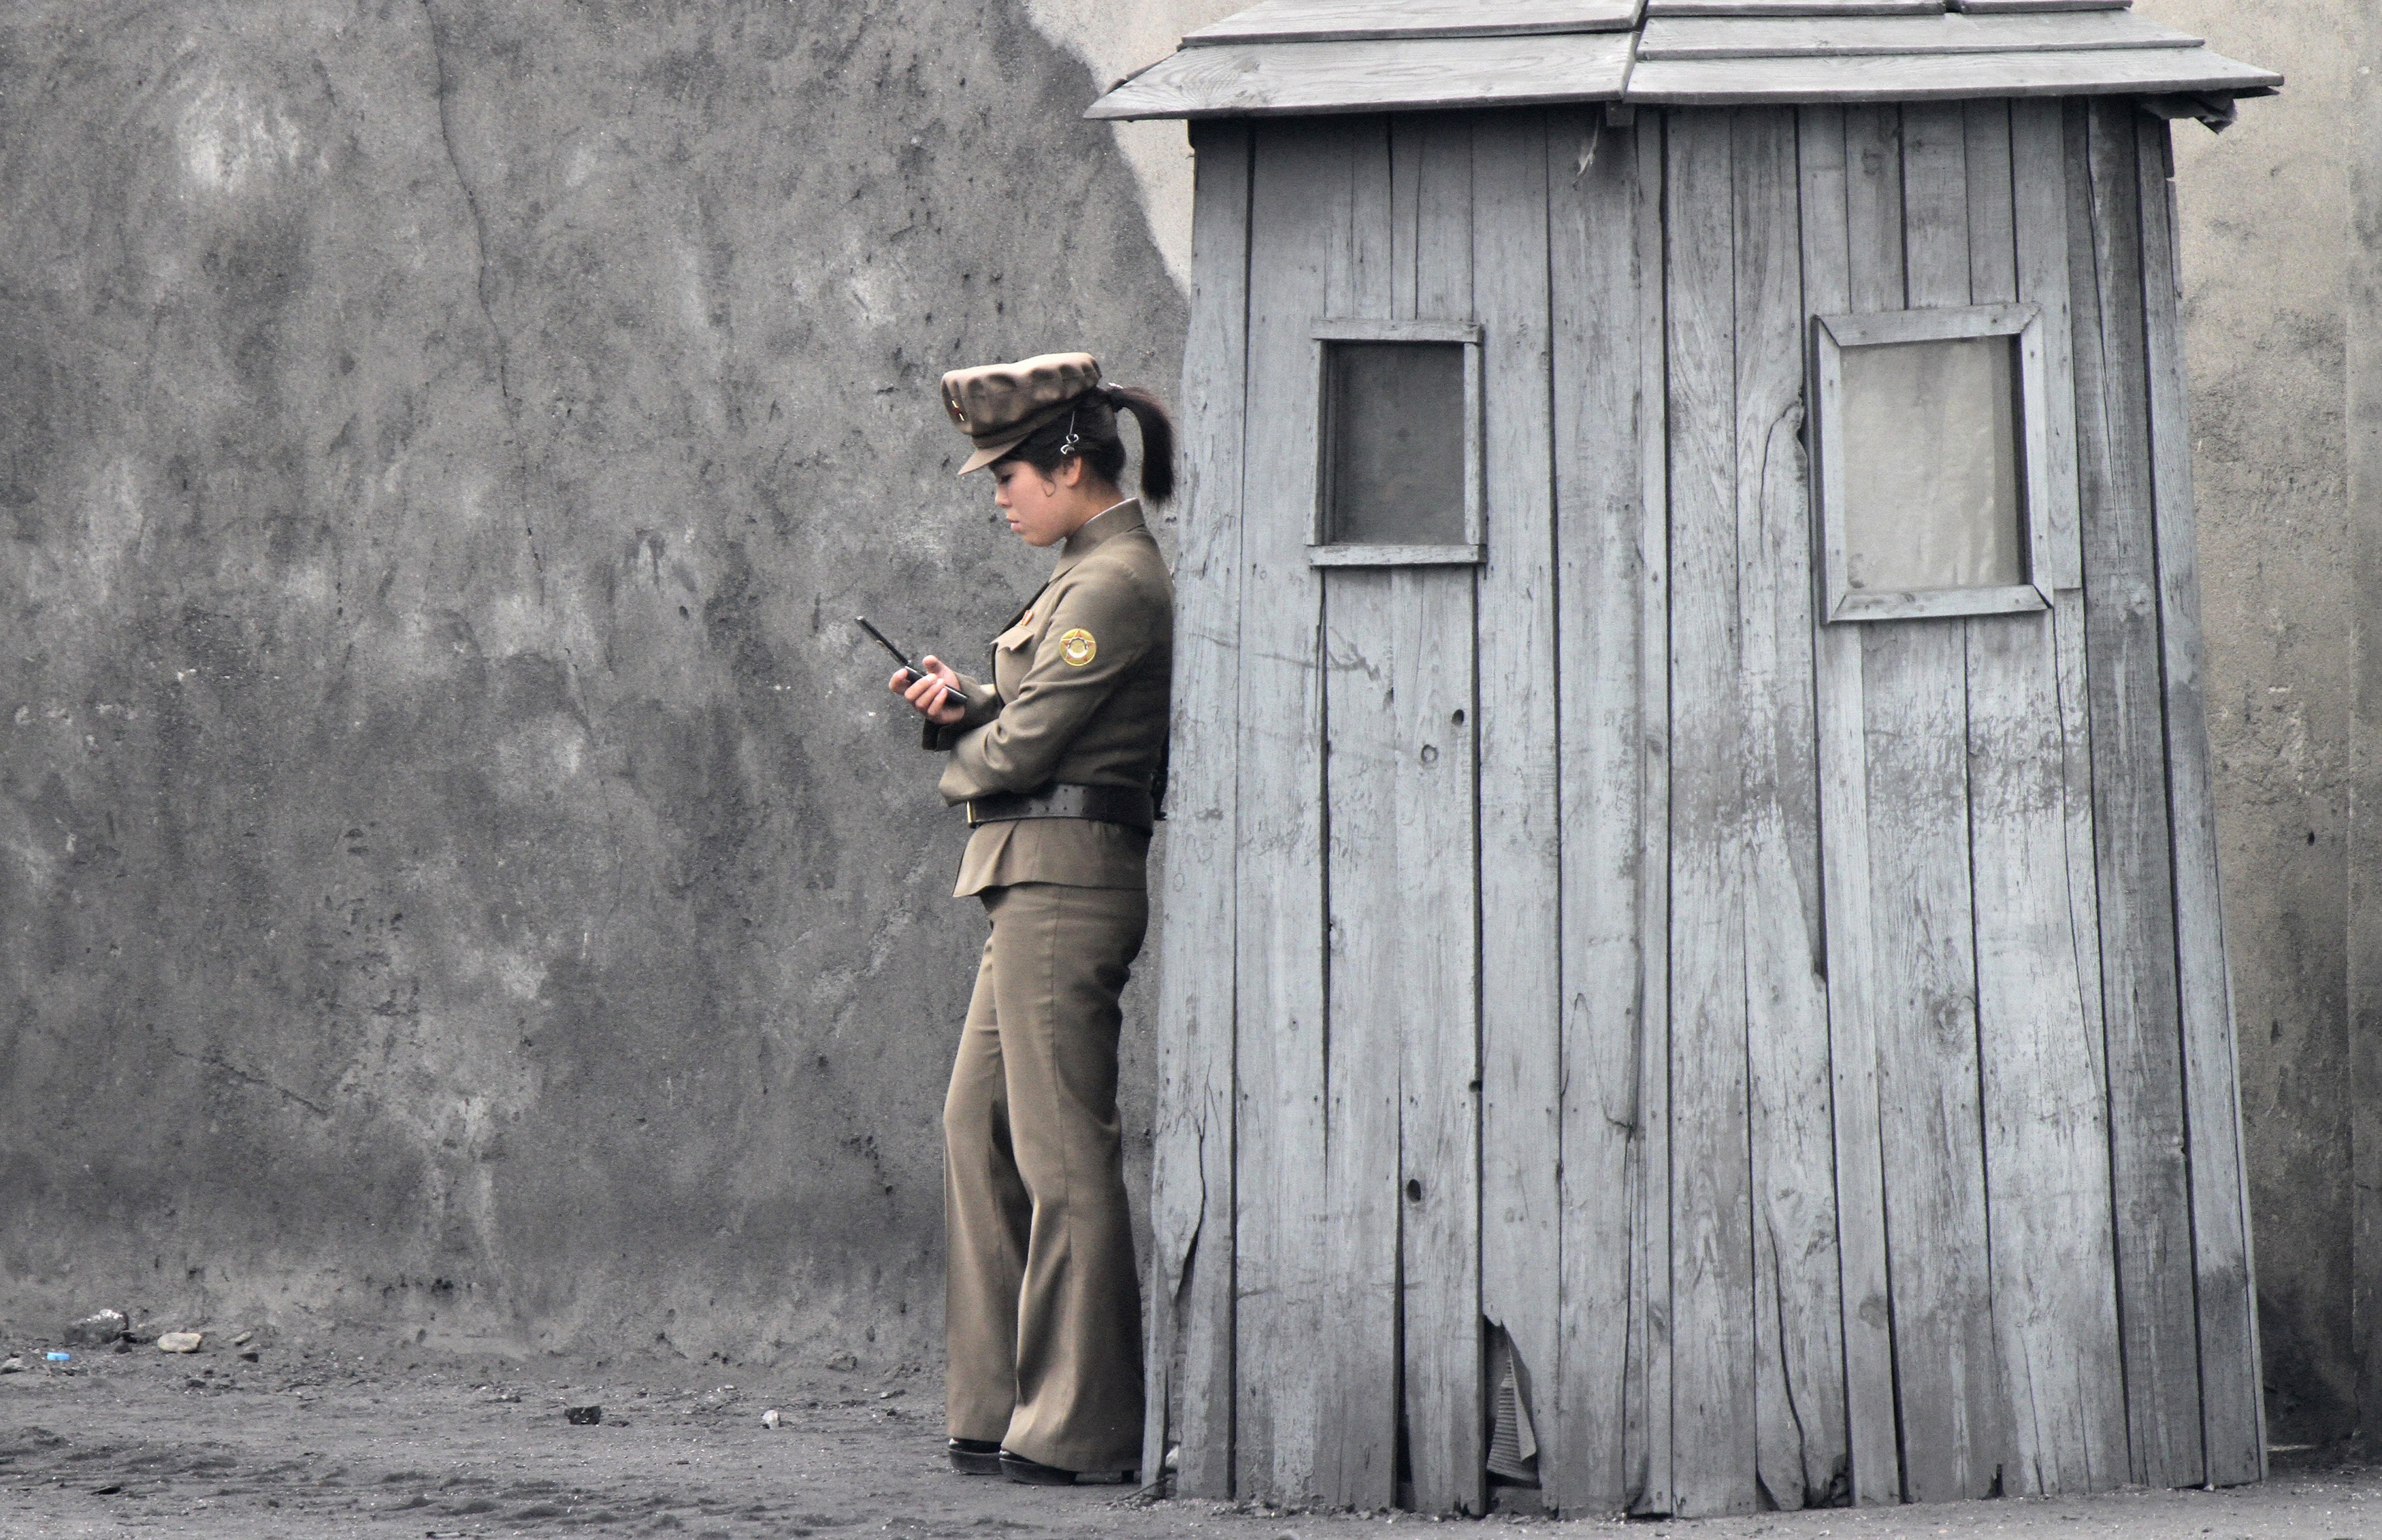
left=1084, top=0, right=2281, bottom=121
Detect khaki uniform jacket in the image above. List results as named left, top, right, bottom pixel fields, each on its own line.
left=926, top=501, right=1173, bottom=896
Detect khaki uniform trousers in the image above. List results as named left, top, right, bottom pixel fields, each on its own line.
left=943, top=881, right=1147, bottom=1473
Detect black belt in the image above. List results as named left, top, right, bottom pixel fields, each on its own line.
left=965, top=783, right=1155, bottom=833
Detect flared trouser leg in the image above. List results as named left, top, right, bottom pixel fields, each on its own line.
left=942, top=881, right=1147, bottom=1473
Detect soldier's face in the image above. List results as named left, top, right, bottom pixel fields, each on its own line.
left=990, top=458, right=1086, bottom=548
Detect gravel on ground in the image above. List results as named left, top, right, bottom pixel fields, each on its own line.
left=0, top=1335, right=2376, bottom=1538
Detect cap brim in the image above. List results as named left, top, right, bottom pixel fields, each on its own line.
left=958, top=431, right=1032, bottom=477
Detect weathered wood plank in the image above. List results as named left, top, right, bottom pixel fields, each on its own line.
left=1646, top=0, right=1943, bottom=16
left=1960, top=99, right=2130, bottom=1498
left=2136, top=112, right=2263, bottom=1489
left=2019, top=96, right=2128, bottom=1484
left=1862, top=100, right=2004, bottom=1505
left=1623, top=108, right=1676, bottom=1520
left=1088, top=34, right=1634, bottom=122
left=1663, top=107, right=1758, bottom=1520
left=1635, top=12, right=2198, bottom=61
left=1953, top=0, right=2127, bottom=12
left=1475, top=110, right=1563, bottom=1509
left=1399, top=114, right=1484, bottom=1518
left=1148, top=120, right=1254, bottom=1500
left=1184, top=0, right=1642, bottom=46
left=1730, top=103, right=1846, bottom=1515
left=1621, top=46, right=2281, bottom=107
left=1318, top=561, right=1403, bottom=1511
left=1314, top=116, right=1399, bottom=1513
left=2067, top=96, right=2202, bottom=1490
left=1548, top=104, right=1649, bottom=1520
left=1798, top=101, right=1899, bottom=1509
left=2012, top=99, right=2082, bottom=593
left=1233, top=117, right=1350, bottom=1505
left=1392, top=559, right=1484, bottom=1517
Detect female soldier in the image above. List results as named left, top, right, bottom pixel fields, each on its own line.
left=890, top=353, right=1175, bottom=1487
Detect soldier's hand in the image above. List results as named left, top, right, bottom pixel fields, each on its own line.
left=894, top=655, right=965, bottom=725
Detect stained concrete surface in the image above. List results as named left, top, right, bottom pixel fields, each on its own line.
left=2140, top=0, right=2362, bottom=1441
left=0, top=1342, right=2379, bottom=1536
left=0, top=1, right=1183, bottom=1366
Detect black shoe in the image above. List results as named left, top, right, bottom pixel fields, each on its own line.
left=998, top=1450, right=1135, bottom=1486
left=948, top=1437, right=1004, bottom=1475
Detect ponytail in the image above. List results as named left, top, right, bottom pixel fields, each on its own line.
left=1104, top=383, right=1177, bottom=506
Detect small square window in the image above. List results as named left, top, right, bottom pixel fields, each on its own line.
left=1811, top=304, right=2054, bottom=623
left=1309, top=319, right=1483, bottom=567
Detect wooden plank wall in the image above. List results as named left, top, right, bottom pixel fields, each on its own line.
left=1548, top=107, right=1661, bottom=1520
left=1475, top=104, right=1561, bottom=1527
left=1795, top=101, right=1899, bottom=1509
left=1232, top=114, right=1346, bottom=1505
left=1662, top=106, right=1759, bottom=1519
left=2066, top=97, right=2204, bottom=1488
left=1156, top=97, right=2258, bottom=1519
left=1397, top=115, right=1486, bottom=1518
left=1733, top=105, right=1848, bottom=1516
left=1314, top=116, right=1401, bottom=1515
left=2132, top=109, right=2265, bottom=1489
left=1147, top=120, right=1254, bottom=1498
left=1961, top=97, right=2128, bottom=1498
left=1662, top=105, right=1846, bottom=1517
left=1622, top=115, right=1676, bottom=1521
left=1218, top=109, right=1650, bottom=1518
left=1799, top=97, right=2135, bottom=1506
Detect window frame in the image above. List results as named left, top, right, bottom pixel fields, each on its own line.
left=1809, top=302, right=2055, bottom=623
left=1307, top=317, right=1486, bottom=568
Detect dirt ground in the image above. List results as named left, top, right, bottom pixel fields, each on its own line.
left=1, top=1334, right=2379, bottom=1539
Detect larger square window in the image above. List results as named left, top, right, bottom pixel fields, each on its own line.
left=1810, top=304, right=2054, bottom=623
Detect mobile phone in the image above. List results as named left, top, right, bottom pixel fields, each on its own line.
left=856, top=616, right=932, bottom=686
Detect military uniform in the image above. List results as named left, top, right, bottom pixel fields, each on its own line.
left=922, top=356, right=1173, bottom=1479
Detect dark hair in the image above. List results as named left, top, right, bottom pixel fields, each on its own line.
left=995, top=383, right=1177, bottom=504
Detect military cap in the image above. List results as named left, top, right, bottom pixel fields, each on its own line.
left=941, top=353, right=1103, bottom=476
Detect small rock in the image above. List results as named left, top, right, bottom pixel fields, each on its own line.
left=762, top=1409, right=782, bottom=1430
left=157, top=1332, right=203, bottom=1354
left=238, top=1350, right=260, bottom=1363
left=823, top=1350, right=858, bottom=1372
left=0, top=1357, right=20, bottom=1374
left=564, top=1405, right=603, bottom=1426
left=229, top=1330, right=255, bottom=1347
left=62, top=1311, right=127, bottom=1347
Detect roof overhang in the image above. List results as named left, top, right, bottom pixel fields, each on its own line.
left=1084, top=0, right=2282, bottom=122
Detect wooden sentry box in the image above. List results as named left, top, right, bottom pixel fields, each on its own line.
left=1090, top=0, right=2282, bottom=1519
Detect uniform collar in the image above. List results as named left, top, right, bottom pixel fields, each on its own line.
left=1051, top=499, right=1143, bottom=580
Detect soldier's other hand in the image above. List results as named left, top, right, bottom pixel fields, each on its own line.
left=895, top=656, right=965, bottom=725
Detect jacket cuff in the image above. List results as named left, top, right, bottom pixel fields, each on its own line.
left=921, top=718, right=960, bottom=753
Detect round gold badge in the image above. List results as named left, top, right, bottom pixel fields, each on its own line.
left=1059, top=628, right=1097, bottom=667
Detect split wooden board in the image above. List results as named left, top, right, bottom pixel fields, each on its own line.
left=1647, top=0, right=1945, bottom=15
left=1625, top=44, right=2280, bottom=102
left=1184, top=0, right=1642, bottom=46
left=1089, top=34, right=1634, bottom=119
left=1636, top=11, right=2197, bottom=59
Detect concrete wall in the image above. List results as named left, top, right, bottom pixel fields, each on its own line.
left=1, top=0, right=2368, bottom=1441
left=0, top=0, right=1189, bottom=1370
left=2139, top=0, right=2361, bottom=1442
